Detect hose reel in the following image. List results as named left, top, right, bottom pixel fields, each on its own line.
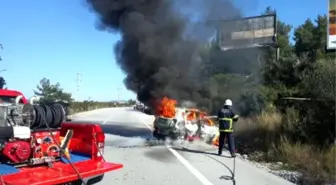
left=20, top=103, right=66, bottom=129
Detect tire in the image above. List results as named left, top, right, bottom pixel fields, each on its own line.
left=153, top=130, right=167, bottom=140
left=67, top=175, right=104, bottom=185
left=160, top=134, right=166, bottom=140
left=153, top=130, right=159, bottom=138
left=61, top=180, right=82, bottom=185
left=70, top=180, right=82, bottom=185
left=87, top=175, right=104, bottom=185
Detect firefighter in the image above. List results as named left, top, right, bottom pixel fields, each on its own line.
left=217, top=99, right=239, bottom=157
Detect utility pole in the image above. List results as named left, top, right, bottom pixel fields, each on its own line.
left=117, top=88, right=121, bottom=103
left=76, top=73, right=83, bottom=101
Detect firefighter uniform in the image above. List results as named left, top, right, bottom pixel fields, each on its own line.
left=217, top=99, right=239, bottom=157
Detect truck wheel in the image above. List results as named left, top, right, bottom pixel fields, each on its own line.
left=68, top=175, right=104, bottom=185
left=72, top=181, right=82, bottom=185
left=160, top=134, right=166, bottom=141
left=153, top=130, right=159, bottom=138
left=63, top=180, right=83, bottom=185
left=87, top=175, right=104, bottom=185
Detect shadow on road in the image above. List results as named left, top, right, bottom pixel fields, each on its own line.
left=145, top=147, right=176, bottom=163
left=171, top=147, right=233, bottom=158
left=125, top=108, right=137, bottom=112
left=101, top=122, right=152, bottom=138
left=70, top=120, right=152, bottom=138
left=99, top=121, right=175, bottom=162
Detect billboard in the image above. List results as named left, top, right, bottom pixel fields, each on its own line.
left=217, top=14, right=276, bottom=50
left=327, top=0, right=336, bottom=49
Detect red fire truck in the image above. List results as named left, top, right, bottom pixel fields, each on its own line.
left=0, top=89, right=123, bottom=185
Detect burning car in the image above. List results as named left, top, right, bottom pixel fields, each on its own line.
left=152, top=97, right=183, bottom=140
left=152, top=97, right=218, bottom=143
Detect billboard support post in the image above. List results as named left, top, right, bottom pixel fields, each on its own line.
left=276, top=48, right=280, bottom=61
left=274, top=14, right=279, bottom=61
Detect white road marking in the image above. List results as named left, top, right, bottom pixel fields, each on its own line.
left=101, top=120, right=108, bottom=125
left=140, top=118, right=153, bottom=130
left=137, top=114, right=214, bottom=185
left=166, top=145, right=214, bottom=185
left=101, top=115, right=115, bottom=125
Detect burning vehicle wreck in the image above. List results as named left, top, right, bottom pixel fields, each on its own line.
left=152, top=97, right=219, bottom=145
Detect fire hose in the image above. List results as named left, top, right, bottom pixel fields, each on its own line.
left=219, top=156, right=236, bottom=185
left=38, top=104, right=87, bottom=185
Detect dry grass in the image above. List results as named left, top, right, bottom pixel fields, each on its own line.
left=234, top=111, right=283, bottom=153
left=234, top=110, right=336, bottom=184
left=275, top=137, right=336, bottom=183
left=255, top=111, right=282, bottom=131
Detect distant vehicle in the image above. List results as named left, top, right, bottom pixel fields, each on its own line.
left=144, top=106, right=154, bottom=115
left=133, top=103, right=145, bottom=112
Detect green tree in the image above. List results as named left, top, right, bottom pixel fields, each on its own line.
left=294, top=15, right=335, bottom=60
left=262, top=7, right=295, bottom=87
left=262, top=6, right=293, bottom=55
left=0, top=44, right=2, bottom=61
left=0, top=44, right=7, bottom=89
left=247, top=7, right=298, bottom=111
left=0, top=77, right=6, bottom=89
left=127, top=99, right=136, bottom=105
left=34, top=78, right=74, bottom=103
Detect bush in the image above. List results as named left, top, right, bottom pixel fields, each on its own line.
left=298, top=59, right=336, bottom=146
left=234, top=110, right=336, bottom=184
left=237, top=89, right=265, bottom=117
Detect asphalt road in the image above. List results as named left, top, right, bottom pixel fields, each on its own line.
left=72, top=107, right=295, bottom=185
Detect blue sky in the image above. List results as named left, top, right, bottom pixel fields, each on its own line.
left=0, top=0, right=326, bottom=101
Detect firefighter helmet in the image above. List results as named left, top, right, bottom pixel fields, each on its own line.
left=224, top=99, right=232, bottom=106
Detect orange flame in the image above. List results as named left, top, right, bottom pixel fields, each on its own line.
left=212, top=136, right=219, bottom=146
left=155, top=97, right=177, bottom=118
left=204, top=118, right=214, bottom=126
left=185, top=109, right=215, bottom=127
left=187, top=111, right=196, bottom=120
left=186, top=109, right=199, bottom=121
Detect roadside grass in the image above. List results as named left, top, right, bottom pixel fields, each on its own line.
left=234, top=110, right=336, bottom=184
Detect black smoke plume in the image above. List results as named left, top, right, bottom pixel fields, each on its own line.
left=86, top=0, right=242, bottom=111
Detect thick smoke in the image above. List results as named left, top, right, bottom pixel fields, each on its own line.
left=86, top=0, right=242, bottom=111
